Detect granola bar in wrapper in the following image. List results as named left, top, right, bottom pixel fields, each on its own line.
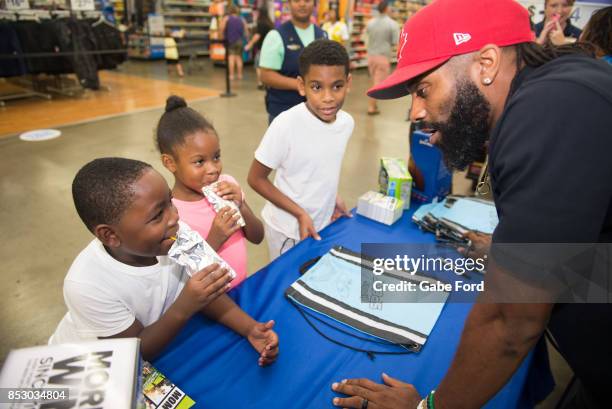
left=168, top=221, right=236, bottom=279
left=202, top=182, right=246, bottom=227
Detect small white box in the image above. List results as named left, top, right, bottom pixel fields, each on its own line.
left=357, top=191, right=404, bottom=225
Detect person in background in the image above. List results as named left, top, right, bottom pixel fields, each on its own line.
left=322, top=9, right=349, bottom=47
left=580, top=6, right=612, bottom=64
left=365, top=1, right=399, bottom=115
left=535, top=0, right=581, bottom=46
left=258, top=0, right=327, bottom=123
left=245, top=6, right=275, bottom=90
left=220, top=5, right=249, bottom=80
left=164, top=29, right=184, bottom=77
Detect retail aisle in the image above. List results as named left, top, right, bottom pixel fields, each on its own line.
left=0, top=70, right=219, bottom=138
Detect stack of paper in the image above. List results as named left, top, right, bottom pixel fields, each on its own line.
left=357, top=191, right=404, bottom=225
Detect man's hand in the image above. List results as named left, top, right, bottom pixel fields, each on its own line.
left=214, top=181, right=243, bottom=205
left=246, top=320, right=279, bottom=366
left=207, top=206, right=241, bottom=249
left=458, top=231, right=492, bottom=261
left=173, top=263, right=232, bottom=318
left=331, top=195, right=353, bottom=222
left=298, top=212, right=321, bottom=241
left=331, top=373, right=422, bottom=408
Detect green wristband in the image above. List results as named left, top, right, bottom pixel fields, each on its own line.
left=427, top=390, right=436, bottom=409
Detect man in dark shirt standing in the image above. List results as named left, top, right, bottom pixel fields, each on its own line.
left=331, top=0, right=612, bottom=408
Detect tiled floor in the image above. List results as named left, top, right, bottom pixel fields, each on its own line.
left=0, top=58, right=570, bottom=407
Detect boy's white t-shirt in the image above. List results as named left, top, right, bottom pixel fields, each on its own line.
left=255, top=102, right=354, bottom=240
left=50, top=239, right=187, bottom=344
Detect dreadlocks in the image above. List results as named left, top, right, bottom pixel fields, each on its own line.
left=514, top=41, right=595, bottom=71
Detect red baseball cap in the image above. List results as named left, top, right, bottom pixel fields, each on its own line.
left=367, top=0, right=535, bottom=99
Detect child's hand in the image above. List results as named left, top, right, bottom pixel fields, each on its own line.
left=208, top=207, right=242, bottom=248
left=247, top=320, right=279, bottom=366
left=214, top=181, right=243, bottom=205
left=331, top=196, right=352, bottom=222
left=174, top=263, right=232, bottom=317
left=298, top=213, right=321, bottom=241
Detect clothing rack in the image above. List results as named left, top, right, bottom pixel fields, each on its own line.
left=0, top=8, right=126, bottom=104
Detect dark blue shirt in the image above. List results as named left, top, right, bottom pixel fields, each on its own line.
left=490, top=54, right=612, bottom=405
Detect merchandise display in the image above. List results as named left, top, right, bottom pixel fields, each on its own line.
left=348, top=0, right=372, bottom=68
left=349, top=0, right=428, bottom=68
left=209, top=0, right=255, bottom=63
left=128, top=34, right=166, bottom=59
left=0, top=12, right=126, bottom=87
left=162, top=0, right=211, bottom=57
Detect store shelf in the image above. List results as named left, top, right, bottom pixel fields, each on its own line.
left=165, top=0, right=210, bottom=6
left=162, top=0, right=211, bottom=57
left=164, top=21, right=210, bottom=27
left=347, top=0, right=426, bottom=67
left=163, top=11, right=211, bottom=17
left=183, top=33, right=209, bottom=39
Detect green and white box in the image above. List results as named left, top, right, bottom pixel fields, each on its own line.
left=379, top=157, right=413, bottom=209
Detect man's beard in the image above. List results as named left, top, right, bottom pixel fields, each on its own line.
left=421, top=80, right=491, bottom=171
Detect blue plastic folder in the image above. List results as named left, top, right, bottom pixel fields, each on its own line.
left=442, top=198, right=498, bottom=234
left=414, top=197, right=498, bottom=235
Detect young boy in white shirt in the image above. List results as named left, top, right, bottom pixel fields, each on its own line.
left=50, top=157, right=278, bottom=365
left=248, top=39, right=354, bottom=260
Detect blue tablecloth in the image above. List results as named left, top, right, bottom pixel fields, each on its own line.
left=154, top=207, right=554, bottom=408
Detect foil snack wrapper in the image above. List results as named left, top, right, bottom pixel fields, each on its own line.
left=202, top=182, right=246, bottom=227
left=168, top=221, right=237, bottom=279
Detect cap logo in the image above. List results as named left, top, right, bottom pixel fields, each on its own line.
left=453, top=33, right=471, bottom=46
left=398, top=29, right=409, bottom=62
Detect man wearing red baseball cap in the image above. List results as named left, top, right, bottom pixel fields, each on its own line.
left=332, top=0, right=612, bottom=408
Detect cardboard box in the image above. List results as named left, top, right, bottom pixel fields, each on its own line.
left=379, top=157, right=412, bottom=209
